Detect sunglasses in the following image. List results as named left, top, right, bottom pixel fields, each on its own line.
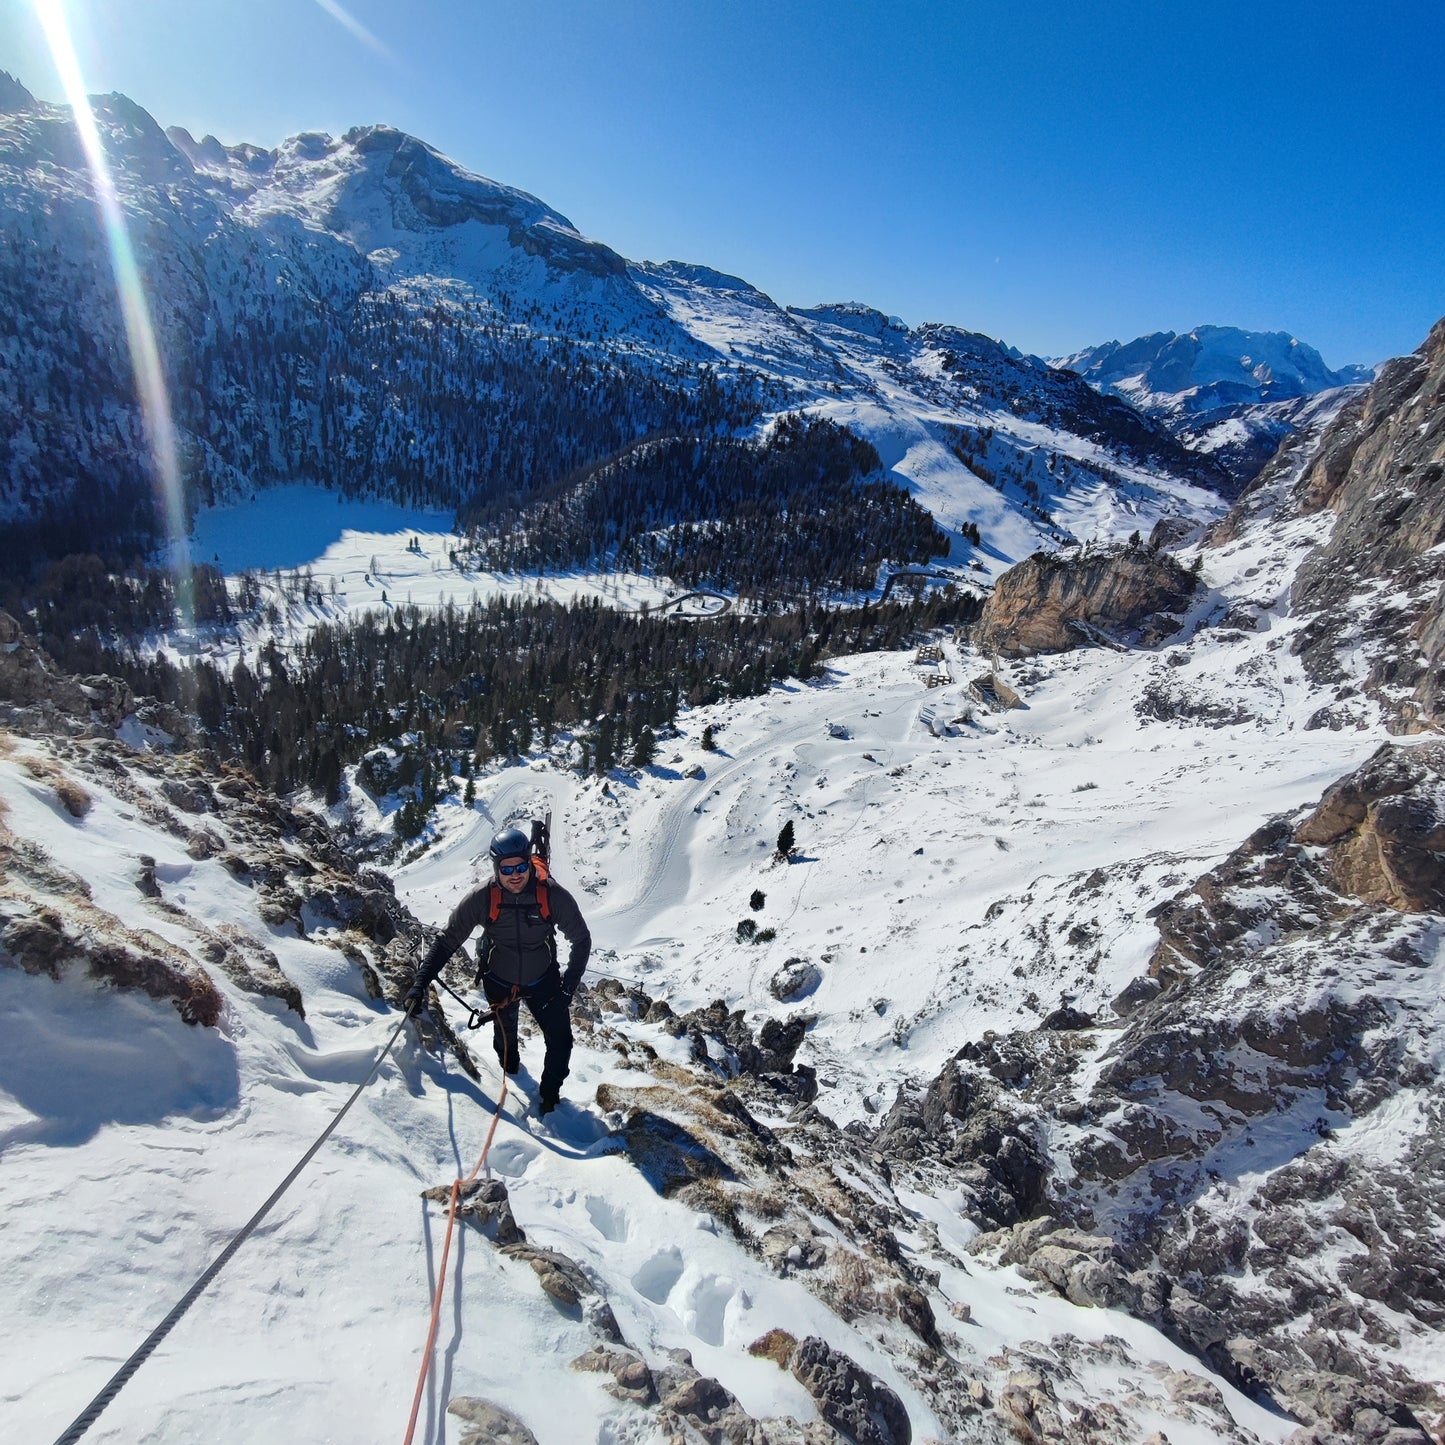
left=497, top=861, right=531, bottom=876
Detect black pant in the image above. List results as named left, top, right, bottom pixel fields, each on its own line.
left=483, top=970, right=573, bottom=1102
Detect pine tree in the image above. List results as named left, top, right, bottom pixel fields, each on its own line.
left=701, top=724, right=717, bottom=752
left=630, top=726, right=657, bottom=768
left=776, top=819, right=796, bottom=860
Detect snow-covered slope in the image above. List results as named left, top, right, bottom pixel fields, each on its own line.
left=8, top=379, right=1445, bottom=1437
left=4, top=633, right=1326, bottom=1445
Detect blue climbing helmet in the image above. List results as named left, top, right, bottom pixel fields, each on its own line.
left=488, top=826, right=532, bottom=866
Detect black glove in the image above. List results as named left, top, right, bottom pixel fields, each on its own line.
left=561, top=969, right=583, bottom=1002
left=401, top=980, right=429, bottom=1016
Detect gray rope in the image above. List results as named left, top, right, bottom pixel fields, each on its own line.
left=52, top=1013, right=412, bottom=1445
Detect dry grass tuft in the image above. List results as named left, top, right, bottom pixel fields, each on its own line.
left=826, top=1246, right=882, bottom=1321
left=747, top=1328, right=797, bottom=1369
left=675, top=1177, right=742, bottom=1234
left=16, top=750, right=93, bottom=817
left=54, top=777, right=93, bottom=818
left=739, top=1187, right=788, bottom=1220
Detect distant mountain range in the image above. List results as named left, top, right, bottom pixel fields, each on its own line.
left=0, top=73, right=1376, bottom=577
left=1053, top=326, right=1374, bottom=483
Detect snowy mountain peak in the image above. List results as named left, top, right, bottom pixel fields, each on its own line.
left=233, top=122, right=629, bottom=279
left=643, top=260, right=769, bottom=296
left=788, top=301, right=910, bottom=338
left=916, top=321, right=1030, bottom=366
left=1056, top=324, right=1371, bottom=403
left=1053, top=325, right=1375, bottom=489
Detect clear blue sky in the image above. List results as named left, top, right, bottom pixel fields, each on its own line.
left=4, top=0, right=1441, bottom=367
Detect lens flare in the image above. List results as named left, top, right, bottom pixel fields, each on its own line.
left=313, top=0, right=395, bottom=62
left=34, top=0, right=193, bottom=622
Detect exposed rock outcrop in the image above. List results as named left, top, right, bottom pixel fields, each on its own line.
left=663, top=996, right=818, bottom=1103
left=975, top=544, right=1197, bottom=658
left=1208, top=315, right=1445, bottom=731
left=0, top=827, right=224, bottom=1026
left=0, top=628, right=423, bottom=1031
left=788, top=1335, right=911, bottom=1445
left=919, top=741, right=1445, bottom=1441
left=1288, top=318, right=1445, bottom=730
left=444, top=1397, right=540, bottom=1445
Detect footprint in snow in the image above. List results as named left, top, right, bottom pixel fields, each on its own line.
left=585, top=1195, right=629, bottom=1242
left=487, top=1137, right=540, bottom=1178
left=632, top=1247, right=684, bottom=1303
left=678, top=1272, right=741, bottom=1348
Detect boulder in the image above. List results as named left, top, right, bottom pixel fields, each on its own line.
left=788, top=1335, right=911, bottom=1445
left=420, top=1178, right=524, bottom=1245
left=445, top=1397, right=539, bottom=1445
left=1293, top=743, right=1445, bottom=912
left=975, top=545, right=1196, bottom=658
left=770, top=957, right=823, bottom=1003
left=498, top=1243, right=593, bottom=1307
left=571, top=1345, right=656, bottom=1405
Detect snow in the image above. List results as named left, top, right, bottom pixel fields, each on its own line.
left=3, top=522, right=1380, bottom=1438
left=170, top=484, right=685, bottom=669
left=184, top=484, right=457, bottom=573
left=1055, top=325, right=1370, bottom=406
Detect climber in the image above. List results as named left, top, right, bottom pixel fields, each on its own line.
left=402, top=825, right=590, bottom=1114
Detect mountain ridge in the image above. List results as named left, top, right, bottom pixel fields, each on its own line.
left=4, top=81, right=1237, bottom=581
left=1053, top=325, right=1374, bottom=490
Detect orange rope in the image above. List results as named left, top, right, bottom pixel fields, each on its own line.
left=402, top=987, right=520, bottom=1445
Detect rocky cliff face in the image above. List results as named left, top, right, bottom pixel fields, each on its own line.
left=1283, top=317, right=1445, bottom=732
left=974, top=543, right=1198, bottom=657
left=0, top=614, right=421, bottom=1035
left=882, top=742, right=1445, bottom=1443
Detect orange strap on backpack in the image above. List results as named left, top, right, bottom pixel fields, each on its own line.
left=487, top=856, right=551, bottom=922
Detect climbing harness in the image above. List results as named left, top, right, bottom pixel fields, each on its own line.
left=402, top=988, right=520, bottom=1445
left=51, top=1012, right=413, bottom=1445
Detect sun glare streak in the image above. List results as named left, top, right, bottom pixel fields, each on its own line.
left=34, top=0, right=193, bottom=621
left=313, top=0, right=395, bottom=61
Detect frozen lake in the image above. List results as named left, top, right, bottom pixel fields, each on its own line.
left=184, top=484, right=455, bottom=573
